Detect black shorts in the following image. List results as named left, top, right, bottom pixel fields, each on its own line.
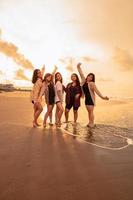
left=66, top=104, right=79, bottom=111
left=85, top=97, right=94, bottom=106
left=49, top=103, right=55, bottom=106
left=56, top=101, right=60, bottom=104
left=49, top=99, right=55, bottom=105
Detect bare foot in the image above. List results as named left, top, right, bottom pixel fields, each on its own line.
left=36, top=123, right=41, bottom=126
left=49, top=123, right=53, bottom=126
left=72, top=122, right=77, bottom=126
left=87, top=124, right=95, bottom=128
left=33, top=121, right=37, bottom=128
left=43, top=123, right=46, bottom=128
left=56, top=122, right=61, bottom=128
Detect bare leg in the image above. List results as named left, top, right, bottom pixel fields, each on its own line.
left=86, top=105, right=91, bottom=124
left=89, top=106, right=94, bottom=126
left=65, top=108, right=70, bottom=123
left=43, top=104, right=54, bottom=126
left=56, top=102, right=64, bottom=124
left=49, top=110, right=53, bottom=124
left=33, top=105, right=38, bottom=122
left=33, top=103, right=43, bottom=126
left=73, top=110, right=78, bottom=123
left=55, top=106, right=58, bottom=124
left=86, top=105, right=94, bottom=127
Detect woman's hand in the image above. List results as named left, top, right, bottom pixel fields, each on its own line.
left=54, top=65, right=58, bottom=71
left=103, top=96, right=109, bottom=100
left=41, top=65, right=45, bottom=77
left=42, top=64, right=45, bottom=71
left=75, top=94, right=80, bottom=100
left=77, top=63, right=82, bottom=68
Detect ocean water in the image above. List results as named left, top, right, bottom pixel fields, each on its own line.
left=60, top=98, right=133, bottom=150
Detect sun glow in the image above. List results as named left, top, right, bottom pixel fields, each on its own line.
left=0, top=0, right=108, bottom=88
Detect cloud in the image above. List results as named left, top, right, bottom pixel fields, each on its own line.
left=0, top=39, right=33, bottom=70
left=80, top=56, right=97, bottom=63
left=59, top=55, right=96, bottom=72
left=98, top=77, right=113, bottom=82
left=113, top=47, right=133, bottom=71
left=15, top=69, right=30, bottom=81
left=0, top=28, right=2, bottom=38
left=66, top=65, right=74, bottom=72
left=59, top=57, right=75, bottom=72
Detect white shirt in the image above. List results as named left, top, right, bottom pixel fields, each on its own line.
left=30, top=79, right=42, bottom=103
left=54, top=81, right=63, bottom=103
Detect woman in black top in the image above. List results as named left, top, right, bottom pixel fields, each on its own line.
left=65, top=73, right=82, bottom=124
left=82, top=81, right=94, bottom=105
left=39, top=66, right=57, bottom=127
left=77, top=63, right=109, bottom=128
left=39, top=73, right=55, bottom=127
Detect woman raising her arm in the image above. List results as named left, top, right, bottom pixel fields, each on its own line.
left=31, top=65, right=45, bottom=127
left=77, top=63, right=109, bottom=128
left=39, top=65, right=57, bottom=127
left=65, top=73, right=82, bottom=124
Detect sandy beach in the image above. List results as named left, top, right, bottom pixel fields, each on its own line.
left=0, top=91, right=133, bottom=200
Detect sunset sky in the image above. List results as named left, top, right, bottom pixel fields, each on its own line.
left=0, top=0, right=133, bottom=96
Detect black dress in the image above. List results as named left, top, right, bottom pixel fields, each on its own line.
left=82, top=82, right=94, bottom=105
left=48, top=84, right=55, bottom=105
left=65, top=83, right=82, bottom=110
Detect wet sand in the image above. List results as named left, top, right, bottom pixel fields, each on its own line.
left=0, top=92, right=133, bottom=200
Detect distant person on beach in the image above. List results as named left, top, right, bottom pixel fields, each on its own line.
left=77, top=63, right=109, bottom=128
left=65, top=73, right=82, bottom=124
left=39, top=66, right=57, bottom=127
left=54, top=72, right=64, bottom=127
left=31, top=65, right=45, bottom=127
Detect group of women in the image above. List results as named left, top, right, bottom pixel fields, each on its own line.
left=31, top=63, right=109, bottom=128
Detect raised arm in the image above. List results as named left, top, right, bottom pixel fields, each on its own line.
left=91, top=82, right=109, bottom=100
left=52, top=65, right=58, bottom=76
left=77, top=63, right=86, bottom=83
left=41, top=64, right=45, bottom=78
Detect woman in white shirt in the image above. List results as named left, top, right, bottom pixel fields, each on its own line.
left=54, top=72, right=64, bottom=127
left=31, top=66, right=44, bottom=127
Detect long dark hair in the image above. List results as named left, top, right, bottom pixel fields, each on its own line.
left=32, top=69, right=40, bottom=84
left=55, top=72, right=63, bottom=84
left=86, top=73, right=95, bottom=82
left=43, top=73, right=54, bottom=85
left=71, top=73, right=80, bottom=86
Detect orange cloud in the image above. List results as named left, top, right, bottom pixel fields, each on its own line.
left=59, top=57, right=75, bottom=72
left=113, top=47, right=133, bottom=71
left=80, top=56, right=97, bottom=63
left=15, top=69, right=30, bottom=81
left=98, top=77, right=113, bottom=82
left=0, top=29, right=2, bottom=38
left=66, top=64, right=73, bottom=72
left=0, top=39, right=33, bottom=70
left=59, top=56, right=96, bottom=72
